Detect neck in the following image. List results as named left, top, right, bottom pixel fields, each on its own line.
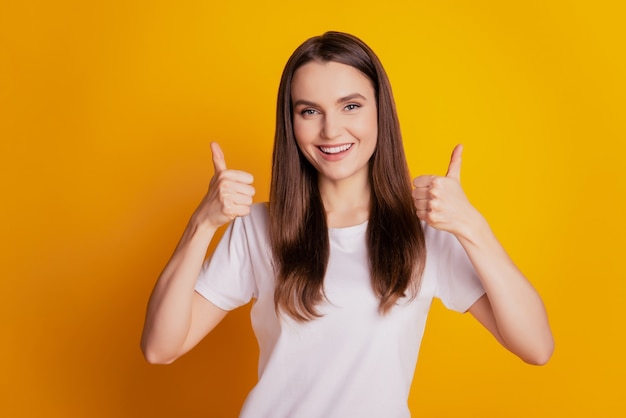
left=318, top=175, right=371, bottom=228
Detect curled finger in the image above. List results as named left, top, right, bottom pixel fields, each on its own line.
left=413, top=175, right=435, bottom=188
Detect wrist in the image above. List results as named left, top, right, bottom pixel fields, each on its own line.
left=188, top=213, right=220, bottom=238
left=456, top=209, right=491, bottom=246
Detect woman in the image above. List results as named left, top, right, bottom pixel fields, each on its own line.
left=141, top=31, right=553, bottom=417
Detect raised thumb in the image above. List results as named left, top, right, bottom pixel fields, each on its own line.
left=446, top=144, right=463, bottom=180
left=211, top=142, right=227, bottom=173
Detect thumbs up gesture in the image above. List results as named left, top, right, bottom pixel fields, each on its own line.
left=412, top=145, right=481, bottom=236
left=193, top=142, right=256, bottom=229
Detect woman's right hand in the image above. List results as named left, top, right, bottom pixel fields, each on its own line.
left=140, top=142, right=254, bottom=364
left=193, top=142, right=256, bottom=229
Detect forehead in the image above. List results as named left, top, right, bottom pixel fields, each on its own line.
left=291, top=61, right=375, bottom=102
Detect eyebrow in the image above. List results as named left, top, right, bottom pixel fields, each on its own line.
left=292, top=93, right=368, bottom=108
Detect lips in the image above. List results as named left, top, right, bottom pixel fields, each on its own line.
left=319, top=143, right=353, bottom=154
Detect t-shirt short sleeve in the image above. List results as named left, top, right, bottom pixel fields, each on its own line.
left=433, top=229, right=485, bottom=313
left=194, top=216, right=258, bottom=311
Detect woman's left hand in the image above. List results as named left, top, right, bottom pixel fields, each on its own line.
left=412, top=144, right=483, bottom=238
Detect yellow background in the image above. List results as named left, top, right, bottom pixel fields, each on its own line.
left=1, top=0, right=624, bottom=416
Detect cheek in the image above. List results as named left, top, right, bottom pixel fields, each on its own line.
left=292, top=119, right=312, bottom=146
left=354, top=106, right=378, bottom=136
left=292, top=122, right=318, bottom=164
left=353, top=115, right=378, bottom=143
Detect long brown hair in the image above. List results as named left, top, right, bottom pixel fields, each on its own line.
left=269, top=31, right=425, bottom=321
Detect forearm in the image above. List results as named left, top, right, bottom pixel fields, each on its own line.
left=140, top=217, right=217, bottom=363
left=457, top=215, right=554, bottom=364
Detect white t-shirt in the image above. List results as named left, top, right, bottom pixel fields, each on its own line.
left=195, top=203, right=485, bottom=418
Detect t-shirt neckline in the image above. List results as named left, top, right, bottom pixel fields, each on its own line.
left=328, top=220, right=369, bottom=237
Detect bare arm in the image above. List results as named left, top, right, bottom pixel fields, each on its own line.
left=460, top=219, right=553, bottom=365
left=140, top=142, right=255, bottom=364
left=413, top=145, right=554, bottom=365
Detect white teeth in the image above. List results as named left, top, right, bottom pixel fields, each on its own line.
left=320, top=144, right=352, bottom=154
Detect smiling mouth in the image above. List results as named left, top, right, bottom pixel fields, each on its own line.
left=319, top=144, right=353, bottom=154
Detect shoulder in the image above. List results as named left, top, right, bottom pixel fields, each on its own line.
left=247, top=202, right=269, bottom=221
left=422, top=221, right=451, bottom=249
left=234, top=202, right=270, bottom=239
left=234, top=202, right=269, bottom=226
left=421, top=221, right=465, bottom=259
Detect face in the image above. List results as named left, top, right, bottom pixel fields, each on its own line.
left=291, top=60, right=378, bottom=187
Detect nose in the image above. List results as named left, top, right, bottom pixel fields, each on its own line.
left=321, top=114, right=342, bottom=140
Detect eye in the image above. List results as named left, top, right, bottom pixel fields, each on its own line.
left=345, top=103, right=361, bottom=111
left=300, top=108, right=318, bottom=116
